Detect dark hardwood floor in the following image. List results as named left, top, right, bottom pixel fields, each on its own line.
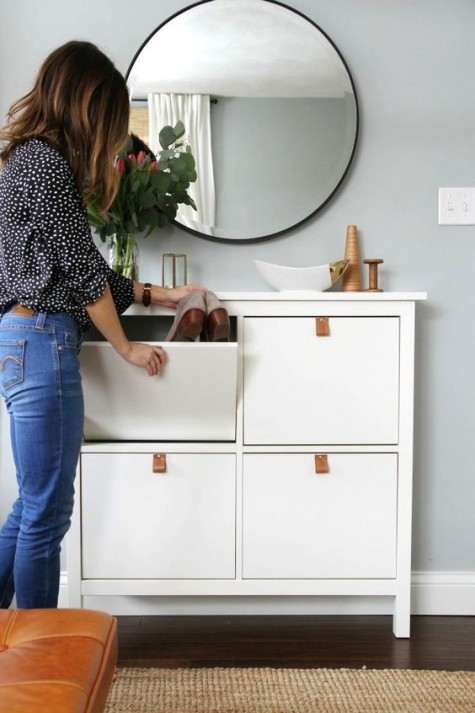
left=116, top=615, right=475, bottom=671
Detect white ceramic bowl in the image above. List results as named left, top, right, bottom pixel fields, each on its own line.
left=254, top=259, right=348, bottom=292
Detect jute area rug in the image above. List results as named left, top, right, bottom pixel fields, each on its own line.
left=105, top=667, right=475, bottom=713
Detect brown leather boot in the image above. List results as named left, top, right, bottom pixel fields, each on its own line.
left=204, top=291, right=230, bottom=342
left=165, top=291, right=206, bottom=341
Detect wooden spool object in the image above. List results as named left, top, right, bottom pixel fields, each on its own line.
left=363, top=258, right=384, bottom=292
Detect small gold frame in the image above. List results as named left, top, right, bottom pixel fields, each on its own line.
left=161, top=253, right=188, bottom=288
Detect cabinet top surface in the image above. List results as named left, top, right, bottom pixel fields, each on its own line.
left=210, top=291, right=426, bottom=301
left=126, top=291, right=426, bottom=316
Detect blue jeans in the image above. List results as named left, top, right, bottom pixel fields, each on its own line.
left=0, top=309, right=84, bottom=608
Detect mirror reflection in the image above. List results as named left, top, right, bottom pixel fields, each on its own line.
left=127, top=0, right=359, bottom=242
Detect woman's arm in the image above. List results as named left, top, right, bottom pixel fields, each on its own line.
left=85, top=285, right=166, bottom=376
left=133, top=282, right=206, bottom=310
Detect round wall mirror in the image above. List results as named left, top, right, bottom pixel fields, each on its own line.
left=126, top=0, right=359, bottom=243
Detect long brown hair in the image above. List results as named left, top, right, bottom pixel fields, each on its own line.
left=0, top=41, right=130, bottom=211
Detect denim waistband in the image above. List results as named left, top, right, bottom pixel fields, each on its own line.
left=0, top=305, right=81, bottom=338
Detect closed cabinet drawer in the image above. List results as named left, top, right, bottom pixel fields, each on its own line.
left=242, top=453, right=397, bottom=579
left=81, top=452, right=236, bottom=579
left=243, top=317, right=399, bottom=444
left=80, top=342, right=238, bottom=441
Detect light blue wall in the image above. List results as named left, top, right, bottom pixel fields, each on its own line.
left=1, top=0, right=474, bottom=575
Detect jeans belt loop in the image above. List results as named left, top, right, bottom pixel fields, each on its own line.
left=35, top=311, right=46, bottom=330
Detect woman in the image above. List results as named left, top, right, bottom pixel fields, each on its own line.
left=0, top=40, right=202, bottom=608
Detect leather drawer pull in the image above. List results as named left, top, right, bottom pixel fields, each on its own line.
left=315, top=316, right=330, bottom=336
left=153, top=453, right=167, bottom=473
left=315, top=454, right=329, bottom=474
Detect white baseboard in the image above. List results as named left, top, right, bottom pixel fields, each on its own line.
left=411, top=571, right=475, bottom=615
left=58, top=571, right=70, bottom=609
left=59, top=571, right=475, bottom=615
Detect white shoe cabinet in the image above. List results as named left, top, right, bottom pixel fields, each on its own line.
left=68, top=292, right=426, bottom=637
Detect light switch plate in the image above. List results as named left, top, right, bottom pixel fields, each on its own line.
left=438, top=187, right=475, bottom=225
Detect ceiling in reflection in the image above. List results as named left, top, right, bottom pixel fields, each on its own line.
left=127, top=0, right=352, bottom=99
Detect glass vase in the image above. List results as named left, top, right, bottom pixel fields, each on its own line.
left=108, top=233, right=139, bottom=280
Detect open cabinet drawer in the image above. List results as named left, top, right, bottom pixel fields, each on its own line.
left=80, top=342, right=238, bottom=441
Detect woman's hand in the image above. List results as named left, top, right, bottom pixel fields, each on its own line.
left=120, top=342, right=167, bottom=376
left=157, top=284, right=206, bottom=310
left=86, top=285, right=167, bottom=375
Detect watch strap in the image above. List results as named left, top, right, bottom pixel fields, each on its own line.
left=142, top=282, right=152, bottom=307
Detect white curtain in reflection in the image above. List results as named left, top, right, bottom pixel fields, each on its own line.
left=149, top=93, right=216, bottom=233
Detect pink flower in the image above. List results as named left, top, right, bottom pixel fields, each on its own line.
left=127, top=153, right=137, bottom=165
left=149, top=160, right=158, bottom=172
left=137, top=150, right=146, bottom=165
left=116, top=157, right=126, bottom=175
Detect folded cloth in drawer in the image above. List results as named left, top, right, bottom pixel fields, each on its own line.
left=0, top=608, right=118, bottom=713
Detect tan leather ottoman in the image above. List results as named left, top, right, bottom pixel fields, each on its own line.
left=0, top=608, right=118, bottom=713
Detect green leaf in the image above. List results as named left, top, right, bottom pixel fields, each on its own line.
left=140, top=190, right=158, bottom=209
left=159, top=125, right=177, bottom=150
left=180, top=152, right=195, bottom=170
left=174, top=189, right=191, bottom=204
left=104, top=222, right=117, bottom=237
left=170, top=156, right=186, bottom=172
left=173, top=121, right=185, bottom=139
left=157, top=212, right=170, bottom=228
left=159, top=149, right=177, bottom=160
left=151, top=171, right=172, bottom=193
left=137, top=208, right=158, bottom=232
left=162, top=203, right=178, bottom=220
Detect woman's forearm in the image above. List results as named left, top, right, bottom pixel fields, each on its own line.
left=85, top=284, right=130, bottom=357
left=133, top=281, right=206, bottom=310
left=85, top=284, right=167, bottom=375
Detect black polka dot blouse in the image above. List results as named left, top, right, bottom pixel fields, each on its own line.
left=0, top=138, right=134, bottom=333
